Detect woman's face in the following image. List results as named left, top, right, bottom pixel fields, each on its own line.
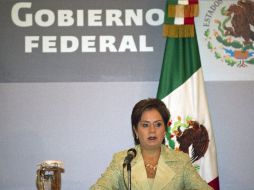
left=134, top=108, right=166, bottom=151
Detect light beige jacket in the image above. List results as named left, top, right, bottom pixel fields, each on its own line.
left=90, top=145, right=213, bottom=190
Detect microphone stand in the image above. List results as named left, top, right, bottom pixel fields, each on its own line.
left=127, top=163, right=132, bottom=190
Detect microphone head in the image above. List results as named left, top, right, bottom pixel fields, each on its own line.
left=123, top=148, right=137, bottom=167
left=127, top=148, right=137, bottom=158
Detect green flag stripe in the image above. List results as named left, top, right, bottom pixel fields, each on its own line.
left=167, top=0, right=180, bottom=5
left=157, top=34, right=201, bottom=100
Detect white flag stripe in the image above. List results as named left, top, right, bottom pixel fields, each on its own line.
left=179, top=0, right=189, bottom=5
left=174, top=17, right=185, bottom=25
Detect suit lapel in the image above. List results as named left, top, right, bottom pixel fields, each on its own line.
left=130, top=146, right=149, bottom=189
left=152, top=145, right=176, bottom=190
left=152, top=156, right=175, bottom=189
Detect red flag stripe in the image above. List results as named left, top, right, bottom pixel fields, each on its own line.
left=208, top=177, right=220, bottom=190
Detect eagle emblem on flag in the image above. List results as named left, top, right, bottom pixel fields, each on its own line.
left=166, top=117, right=209, bottom=163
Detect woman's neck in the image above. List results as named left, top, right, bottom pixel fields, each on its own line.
left=141, top=146, right=161, bottom=163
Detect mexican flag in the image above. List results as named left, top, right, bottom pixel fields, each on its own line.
left=157, top=0, right=220, bottom=189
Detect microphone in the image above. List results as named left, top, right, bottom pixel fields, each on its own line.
left=123, top=148, right=137, bottom=168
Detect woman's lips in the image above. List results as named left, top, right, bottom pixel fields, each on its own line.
left=148, top=136, right=157, bottom=140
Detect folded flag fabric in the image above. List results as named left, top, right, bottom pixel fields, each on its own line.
left=163, top=0, right=199, bottom=38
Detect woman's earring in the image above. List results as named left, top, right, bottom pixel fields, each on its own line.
left=136, top=135, right=139, bottom=139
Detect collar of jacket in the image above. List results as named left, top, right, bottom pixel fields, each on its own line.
left=127, top=144, right=177, bottom=190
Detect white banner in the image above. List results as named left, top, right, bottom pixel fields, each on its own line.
left=196, top=0, right=254, bottom=81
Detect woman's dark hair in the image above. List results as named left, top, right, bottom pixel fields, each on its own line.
left=131, top=98, right=170, bottom=145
